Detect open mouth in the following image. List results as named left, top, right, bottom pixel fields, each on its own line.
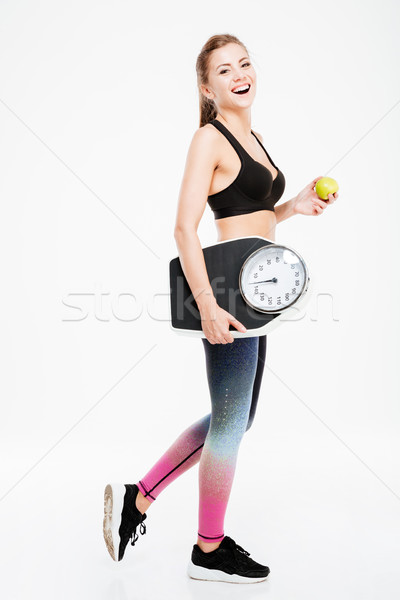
left=232, top=84, right=251, bottom=95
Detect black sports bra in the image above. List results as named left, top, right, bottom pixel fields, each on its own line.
left=207, top=118, right=285, bottom=220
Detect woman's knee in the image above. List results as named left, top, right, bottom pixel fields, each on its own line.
left=207, top=416, right=247, bottom=448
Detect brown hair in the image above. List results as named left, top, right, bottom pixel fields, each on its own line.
left=196, top=34, right=250, bottom=128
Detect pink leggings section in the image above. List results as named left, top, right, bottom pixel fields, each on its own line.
left=136, top=335, right=267, bottom=542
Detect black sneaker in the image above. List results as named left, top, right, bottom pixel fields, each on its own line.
left=187, top=535, right=270, bottom=584
left=103, top=483, right=147, bottom=561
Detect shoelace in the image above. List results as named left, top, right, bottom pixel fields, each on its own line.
left=130, top=518, right=147, bottom=547
left=227, top=539, right=251, bottom=568
left=233, top=541, right=250, bottom=556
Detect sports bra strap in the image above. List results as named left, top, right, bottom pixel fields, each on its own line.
left=210, top=119, right=245, bottom=160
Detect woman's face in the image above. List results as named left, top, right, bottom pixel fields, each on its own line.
left=201, top=42, right=256, bottom=112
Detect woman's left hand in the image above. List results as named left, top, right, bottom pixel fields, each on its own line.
left=293, top=176, right=339, bottom=216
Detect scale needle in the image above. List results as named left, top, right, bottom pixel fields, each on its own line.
left=248, top=277, right=278, bottom=284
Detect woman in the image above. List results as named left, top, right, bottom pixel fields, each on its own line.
left=103, top=33, right=338, bottom=584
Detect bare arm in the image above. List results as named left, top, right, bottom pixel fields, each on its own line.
left=174, top=126, right=247, bottom=344
left=275, top=197, right=296, bottom=223
left=173, top=126, right=219, bottom=313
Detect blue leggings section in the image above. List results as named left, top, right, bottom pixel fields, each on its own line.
left=202, top=334, right=267, bottom=433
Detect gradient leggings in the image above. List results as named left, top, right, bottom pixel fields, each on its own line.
left=135, top=335, right=267, bottom=542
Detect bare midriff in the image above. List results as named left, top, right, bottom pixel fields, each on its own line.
left=215, top=209, right=277, bottom=243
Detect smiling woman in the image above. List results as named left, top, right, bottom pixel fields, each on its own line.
left=103, top=34, right=273, bottom=585
left=198, top=43, right=257, bottom=126
left=103, top=31, right=338, bottom=587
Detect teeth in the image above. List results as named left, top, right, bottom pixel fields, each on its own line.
left=233, top=84, right=250, bottom=93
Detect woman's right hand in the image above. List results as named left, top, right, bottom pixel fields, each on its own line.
left=199, top=301, right=247, bottom=344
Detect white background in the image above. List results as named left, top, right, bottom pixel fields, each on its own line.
left=1, top=0, right=399, bottom=598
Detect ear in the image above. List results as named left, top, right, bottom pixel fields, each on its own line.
left=200, top=83, right=214, bottom=101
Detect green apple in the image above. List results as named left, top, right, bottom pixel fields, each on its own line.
left=315, top=177, right=339, bottom=200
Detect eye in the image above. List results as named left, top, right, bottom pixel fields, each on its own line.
left=219, top=62, right=251, bottom=75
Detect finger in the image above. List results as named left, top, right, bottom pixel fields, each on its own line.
left=312, top=203, right=323, bottom=215
left=313, top=198, right=328, bottom=209
left=228, top=316, right=247, bottom=332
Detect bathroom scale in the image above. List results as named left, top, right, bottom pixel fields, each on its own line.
left=169, top=235, right=312, bottom=338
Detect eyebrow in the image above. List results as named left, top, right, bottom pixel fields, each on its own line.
left=216, top=57, right=248, bottom=70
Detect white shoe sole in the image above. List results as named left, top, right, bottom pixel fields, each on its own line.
left=187, top=561, right=269, bottom=584
left=103, top=482, right=126, bottom=561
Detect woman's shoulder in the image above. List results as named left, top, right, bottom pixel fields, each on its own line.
left=189, top=120, right=221, bottom=149
left=198, top=120, right=219, bottom=136
left=182, top=122, right=221, bottom=172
